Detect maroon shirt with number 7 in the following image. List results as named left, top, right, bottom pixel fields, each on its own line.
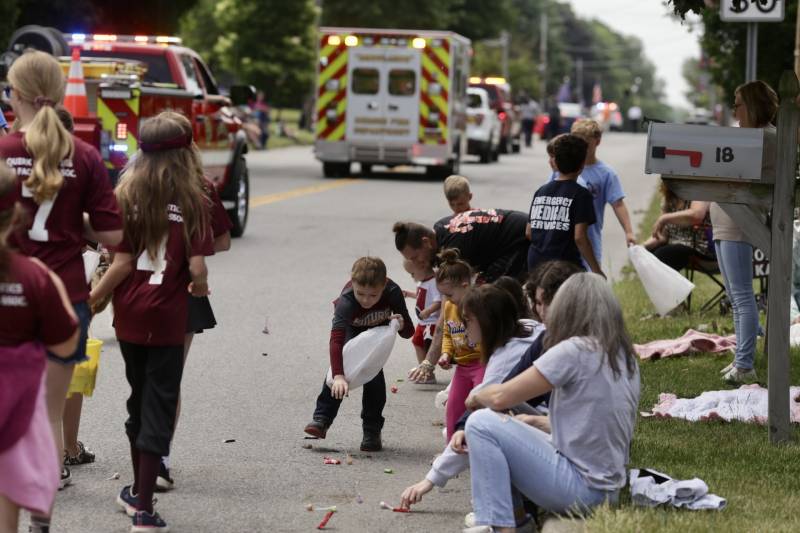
left=0, top=133, right=122, bottom=303
left=112, top=203, right=214, bottom=346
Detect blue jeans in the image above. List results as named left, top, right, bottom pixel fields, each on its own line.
left=465, top=410, right=617, bottom=527
left=714, top=240, right=758, bottom=370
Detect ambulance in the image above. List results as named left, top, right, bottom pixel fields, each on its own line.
left=314, top=27, right=471, bottom=179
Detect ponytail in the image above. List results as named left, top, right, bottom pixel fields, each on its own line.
left=436, top=248, right=471, bottom=284
left=8, top=51, right=73, bottom=204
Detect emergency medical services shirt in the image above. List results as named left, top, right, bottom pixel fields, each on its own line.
left=0, top=133, right=122, bottom=303
left=527, top=179, right=595, bottom=269
left=434, top=208, right=529, bottom=282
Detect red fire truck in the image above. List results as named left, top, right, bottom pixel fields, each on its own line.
left=1, top=25, right=253, bottom=236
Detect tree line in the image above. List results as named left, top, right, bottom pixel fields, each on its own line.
left=1, top=0, right=672, bottom=118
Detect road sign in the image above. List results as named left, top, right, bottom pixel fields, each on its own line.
left=720, top=0, right=785, bottom=22
left=645, top=123, right=765, bottom=181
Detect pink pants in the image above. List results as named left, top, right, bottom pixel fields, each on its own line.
left=445, top=360, right=486, bottom=441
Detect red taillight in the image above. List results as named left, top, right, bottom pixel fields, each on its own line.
left=542, top=117, right=550, bottom=125
left=475, top=113, right=484, bottom=125
left=498, top=111, right=507, bottom=121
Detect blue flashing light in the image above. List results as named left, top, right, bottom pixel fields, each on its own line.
left=72, top=33, right=87, bottom=42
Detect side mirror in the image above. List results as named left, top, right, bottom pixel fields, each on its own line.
left=229, top=85, right=256, bottom=107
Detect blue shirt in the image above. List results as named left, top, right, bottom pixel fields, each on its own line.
left=549, top=160, right=625, bottom=262
left=0, top=112, right=7, bottom=130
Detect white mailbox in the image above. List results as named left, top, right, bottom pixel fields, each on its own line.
left=645, top=123, right=766, bottom=182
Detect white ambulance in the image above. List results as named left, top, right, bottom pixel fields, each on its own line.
left=314, top=27, right=471, bottom=179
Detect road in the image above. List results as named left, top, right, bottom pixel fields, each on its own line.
left=46, top=132, right=653, bottom=533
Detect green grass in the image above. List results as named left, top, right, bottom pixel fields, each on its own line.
left=264, top=108, right=314, bottom=150
left=581, top=191, right=800, bottom=532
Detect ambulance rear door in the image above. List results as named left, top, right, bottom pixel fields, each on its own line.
left=346, top=48, right=386, bottom=146
left=382, top=47, right=420, bottom=149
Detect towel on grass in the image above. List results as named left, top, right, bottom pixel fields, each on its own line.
left=634, top=329, right=736, bottom=361
left=647, top=384, right=800, bottom=424
left=630, top=468, right=726, bottom=511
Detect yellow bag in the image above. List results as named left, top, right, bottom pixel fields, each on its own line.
left=67, top=338, right=103, bottom=397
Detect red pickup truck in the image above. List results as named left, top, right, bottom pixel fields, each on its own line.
left=1, top=25, right=253, bottom=236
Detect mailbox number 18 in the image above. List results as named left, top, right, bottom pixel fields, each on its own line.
left=715, top=146, right=734, bottom=163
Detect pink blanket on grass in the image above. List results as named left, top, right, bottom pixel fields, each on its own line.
left=647, top=384, right=800, bottom=425
left=634, top=329, right=736, bottom=361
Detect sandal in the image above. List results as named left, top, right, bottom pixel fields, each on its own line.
left=64, top=441, right=96, bottom=466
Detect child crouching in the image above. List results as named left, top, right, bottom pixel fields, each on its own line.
left=304, top=257, right=414, bottom=451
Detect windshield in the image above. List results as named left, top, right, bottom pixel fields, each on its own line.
left=78, top=50, right=173, bottom=84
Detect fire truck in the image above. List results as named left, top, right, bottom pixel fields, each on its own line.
left=1, top=25, right=253, bottom=236
left=314, top=27, right=470, bottom=179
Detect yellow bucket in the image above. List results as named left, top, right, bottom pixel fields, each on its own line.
left=67, top=338, right=103, bottom=397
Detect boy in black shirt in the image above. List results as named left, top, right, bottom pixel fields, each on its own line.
left=526, top=135, right=604, bottom=276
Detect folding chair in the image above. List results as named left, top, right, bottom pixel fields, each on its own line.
left=684, top=225, right=728, bottom=313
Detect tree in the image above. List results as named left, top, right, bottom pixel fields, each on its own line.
left=320, top=0, right=457, bottom=29
left=667, top=0, right=797, bottom=104
left=180, top=0, right=318, bottom=107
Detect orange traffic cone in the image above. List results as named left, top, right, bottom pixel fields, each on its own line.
left=63, top=47, right=89, bottom=118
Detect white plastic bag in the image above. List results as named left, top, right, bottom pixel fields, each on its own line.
left=628, top=245, right=695, bottom=316
left=790, top=324, right=800, bottom=347
left=326, top=319, right=400, bottom=390
left=83, top=249, right=101, bottom=284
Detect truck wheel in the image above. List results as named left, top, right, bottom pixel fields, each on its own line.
left=227, top=157, right=249, bottom=238
left=361, top=163, right=373, bottom=176
left=323, top=162, right=350, bottom=178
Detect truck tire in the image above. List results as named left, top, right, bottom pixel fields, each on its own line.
left=323, top=162, right=350, bottom=178
left=226, top=157, right=249, bottom=238
left=360, top=163, right=373, bottom=176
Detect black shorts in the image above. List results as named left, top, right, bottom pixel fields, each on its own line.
left=186, top=295, right=217, bottom=334
left=119, top=341, right=184, bottom=457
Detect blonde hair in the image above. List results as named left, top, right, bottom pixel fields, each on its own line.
left=351, top=256, right=387, bottom=287
left=443, top=174, right=471, bottom=201
left=570, top=118, right=602, bottom=141
left=735, top=80, right=778, bottom=128
left=115, top=112, right=209, bottom=261
left=8, top=51, right=73, bottom=204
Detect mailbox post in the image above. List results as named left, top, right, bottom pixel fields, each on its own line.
left=645, top=71, right=799, bottom=444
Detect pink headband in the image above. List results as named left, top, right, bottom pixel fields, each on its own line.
left=140, top=133, right=192, bottom=153
left=0, top=186, right=19, bottom=212
left=33, top=96, right=55, bottom=109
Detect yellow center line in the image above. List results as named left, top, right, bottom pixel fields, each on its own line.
left=249, top=178, right=361, bottom=208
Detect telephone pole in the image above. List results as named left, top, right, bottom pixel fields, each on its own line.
left=539, top=12, right=548, bottom=101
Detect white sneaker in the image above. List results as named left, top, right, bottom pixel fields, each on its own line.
left=464, top=512, right=476, bottom=528
left=722, top=366, right=757, bottom=384
left=462, top=513, right=536, bottom=533
left=719, top=362, right=734, bottom=375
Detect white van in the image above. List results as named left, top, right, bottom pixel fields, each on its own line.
left=466, top=87, right=501, bottom=163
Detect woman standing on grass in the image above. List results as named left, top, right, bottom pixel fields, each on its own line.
left=461, top=273, right=639, bottom=533
left=712, top=80, right=778, bottom=384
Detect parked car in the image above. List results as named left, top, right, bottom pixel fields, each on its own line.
left=591, top=102, right=623, bottom=131
left=466, top=87, right=501, bottom=163
left=468, top=77, right=521, bottom=154
left=533, top=102, right=587, bottom=140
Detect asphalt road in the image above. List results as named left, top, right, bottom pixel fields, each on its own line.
left=42, top=132, right=654, bottom=533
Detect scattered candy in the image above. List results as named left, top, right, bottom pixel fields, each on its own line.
left=345, top=454, right=353, bottom=465
left=262, top=317, right=270, bottom=334
left=379, top=500, right=409, bottom=512
left=383, top=468, right=393, bottom=474
left=106, top=472, right=120, bottom=480
left=262, top=352, right=268, bottom=356
left=323, top=457, right=341, bottom=465
left=305, top=503, right=314, bottom=511
left=302, top=443, right=313, bottom=449
left=317, top=510, right=335, bottom=529
left=223, top=439, right=236, bottom=443
left=390, top=385, right=398, bottom=393
left=379, top=501, right=392, bottom=510
left=396, top=378, right=404, bottom=383
left=307, top=505, right=337, bottom=512
left=356, top=494, right=363, bottom=504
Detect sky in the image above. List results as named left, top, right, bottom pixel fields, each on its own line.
left=567, top=0, right=701, bottom=109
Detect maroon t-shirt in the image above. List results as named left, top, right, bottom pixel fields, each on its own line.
left=0, top=253, right=77, bottom=346
left=112, top=203, right=214, bottom=346
left=0, top=133, right=122, bottom=303
left=204, top=178, right=232, bottom=240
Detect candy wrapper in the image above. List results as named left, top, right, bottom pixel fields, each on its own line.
left=323, top=457, right=341, bottom=465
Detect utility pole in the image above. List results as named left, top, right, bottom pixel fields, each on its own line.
left=575, top=57, right=583, bottom=105
left=795, top=3, right=800, bottom=78
left=501, top=30, right=510, bottom=81
left=746, top=22, right=759, bottom=82
left=539, top=12, right=548, bottom=101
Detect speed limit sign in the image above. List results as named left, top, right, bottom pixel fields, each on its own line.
left=720, top=0, right=785, bottom=22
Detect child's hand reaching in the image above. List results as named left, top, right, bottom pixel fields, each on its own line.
left=331, top=375, right=349, bottom=399
left=188, top=281, right=210, bottom=297
left=389, top=313, right=404, bottom=331
left=437, top=354, right=452, bottom=369
left=400, top=479, right=433, bottom=508
left=449, top=430, right=468, bottom=454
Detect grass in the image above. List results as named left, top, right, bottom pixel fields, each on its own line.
left=264, top=108, right=314, bottom=150
left=580, top=192, right=800, bottom=532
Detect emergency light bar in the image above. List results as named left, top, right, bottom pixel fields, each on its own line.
left=469, top=76, right=507, bottom=85
left=70, top=33, right=182, bottom=45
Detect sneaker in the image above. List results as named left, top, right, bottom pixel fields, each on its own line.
left=722, top=366, right=758, bottom=384
left=463, top=519, right=536, bottom=533
left=64, top=441, right=96, bottom=466
left=131, top=510, right=169, bottom=533
left=28, top=521, right=50, bottom=533
left=117, top=485, right=139, bottom=517
left=58, top=467, right=72, bottom=490
left=464, top=512, right=477, bottom=528
left=360, top=427, right=382, bottom=452
left=155, top=459, right=174, bottom=492
left=304, top=419, right=329, bottom=439
left=719, top=362, right=735, bottom=375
